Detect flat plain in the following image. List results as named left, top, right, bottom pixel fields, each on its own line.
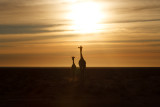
left=0, top=67, right=160, bottom=107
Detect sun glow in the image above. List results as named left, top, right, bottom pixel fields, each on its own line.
left=68, top=2, right=104, bottom=33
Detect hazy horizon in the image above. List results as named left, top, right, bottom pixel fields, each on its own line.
left=0, top=0, right=160, bottom=67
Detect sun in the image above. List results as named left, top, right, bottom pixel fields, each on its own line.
left=68, top=2, right=103, bottom=33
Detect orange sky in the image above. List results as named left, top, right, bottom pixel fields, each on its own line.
left=0, top=0, right=160, bottom=67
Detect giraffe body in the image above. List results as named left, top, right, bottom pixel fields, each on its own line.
left=71, top=57, right=76, bottom=80
left=78, top=46, right=86, bottom=81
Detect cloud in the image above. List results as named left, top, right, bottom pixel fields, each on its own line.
left=0, top=24, right=71, bottom=34
left=1, top=38, right=160, bottom=48
left=105, top=19, right=160, bottom=24
left=0, top=34, right=75, bottom=43
left=71, top=39, right=160, bottom=44
left=0, top=0, right=66, bottom=12
left=0, top=44, right=16, bottom=48
left=130, top=5, right=160, bottom=11
left=116, top=4, right=160, bottom=13
left=0, top=0, right=34, bottom=11
left=103, top=19, right=160, bottom=33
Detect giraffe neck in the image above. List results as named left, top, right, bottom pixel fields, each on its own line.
left=72, top=59, right=75, bottom=64
left=80, top=50, right=83, bottom=59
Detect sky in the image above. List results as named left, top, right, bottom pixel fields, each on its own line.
left=0, top=0, right=160, bottom=67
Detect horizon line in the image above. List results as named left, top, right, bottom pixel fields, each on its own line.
left=0, top=66, right=160, bottom=68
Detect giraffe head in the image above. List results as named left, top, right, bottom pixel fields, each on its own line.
left=78, top=46, right=83, bottom=52
left=72, top=56, right=75, bottom=60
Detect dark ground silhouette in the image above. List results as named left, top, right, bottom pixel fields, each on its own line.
left=0, top=67, right=160, bottom=107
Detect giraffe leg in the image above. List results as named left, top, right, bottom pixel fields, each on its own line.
left=83, top=69, right=85, bottom=81
left=82, top=69, right=85, bottom=82
left=73, top=70, right=75, bottom=81
left=80, top=68, right=82, bottom=81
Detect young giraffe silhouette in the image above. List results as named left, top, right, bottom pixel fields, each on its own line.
left=78, top=46, right=86, bottom=81
left=71, top=56, right=76, bottom=80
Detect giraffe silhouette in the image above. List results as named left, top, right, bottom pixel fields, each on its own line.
left=78, top=46, right=86, bottom=82
left=71, top=56, right=76, bottom=80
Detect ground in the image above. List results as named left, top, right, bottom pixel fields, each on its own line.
left=0, top=67, right=160, bottom=107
